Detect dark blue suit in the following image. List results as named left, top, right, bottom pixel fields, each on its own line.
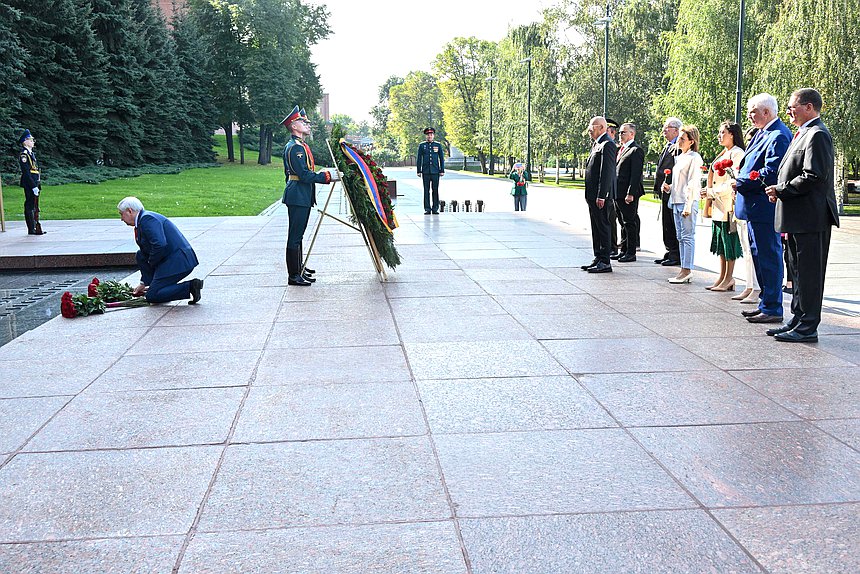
left=135, top=211, right=199, bottom=303
left=736, top=119, right=792, bottom=316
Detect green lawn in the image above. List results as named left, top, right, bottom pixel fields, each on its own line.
left=1, top=135, right=284, bottom=220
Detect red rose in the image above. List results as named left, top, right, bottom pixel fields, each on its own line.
left=88, top=283, right=98, bottom=297
left=716, top=170, right=726, bottom=177
left=60, top=292, right=78, bottom=318
left=91, top=277, right=100, bottom=285
left=749, top=170, right=760, bottom=180
left=664, top=169, right=671, bottom=175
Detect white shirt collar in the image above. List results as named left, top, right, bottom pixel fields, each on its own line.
left=800, top=116, right=820, bottom=129
left=762, top=117, right=778, bottom=131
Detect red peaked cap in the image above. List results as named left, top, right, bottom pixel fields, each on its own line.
left=281, top=105, right=301, bottom=127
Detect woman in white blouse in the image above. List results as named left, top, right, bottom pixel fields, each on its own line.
left=661, top=124, right=703, bottom=283
left=702, top=121, right=745, bottom=291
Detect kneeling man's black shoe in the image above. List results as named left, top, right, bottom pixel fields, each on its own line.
left=189, top=278, right=204, bottom=305
left=587, top=262, right=612, bottom=273
left=774, top=330, right=818, bottom=343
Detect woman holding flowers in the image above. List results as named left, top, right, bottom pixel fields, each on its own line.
left=702, top=121, right=745, bottom=291
left=661, top=125, right=703, bottom=283
left=509, top=162, right=530, bottom=211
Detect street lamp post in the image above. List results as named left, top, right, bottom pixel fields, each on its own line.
left=520, top=57, right=533, bottom=174
left=486, top=76, right=497, bottom=175
left=734, top=0, right=746, bottom=123
left=595, top=4, right=611, bottom=117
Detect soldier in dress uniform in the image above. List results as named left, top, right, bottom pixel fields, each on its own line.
left=18, top=129, right=45, bottom=235
left=416, top=127, right=445, bottom=214
left=281, top=106, right=338, bottom=286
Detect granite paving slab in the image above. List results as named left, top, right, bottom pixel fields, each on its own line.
left=276, top=298, right=393, bottom=322
left=493, top=293, right=611, bottom=316
left=255, top=345, right=411, bottom=385
left=580, top=371, right=798, bottom=426
left=405, top=340, right=567, bottom=380
left=181, top=522, right=466, bottom=574
left=0, top=536, right=184, bottom=574
left=198, top=438, right=450, bottom=531
left=0, top=446, right=220, bottom=541
left=396, top=313, right=533, bottom=343
left=714, top=503, right=860, bottom=574
left=126, top=323, right=270, bottom=355
left=729, top=367, right=860, bottom=419
left=383, top=278, right=485, bottom=298
left=435, top=430, right=694, bottom=516
left=0, top=356, right=117, bottom=398
left=593, top=291, right=723, bottom=314
left=473, top=279, right=584, bottom=296
left=542, top=338, right=714, bottom=374
left=389, top=295, right=507, bottom=319
left=460, top=510, right=763, bottom=574
left=816, top=418, right=860, bottom=450
left=517, top=311, right=653, bottom=339
left=815, top=334, right=860, bottom=364
left=633, top=421, right=860, bottom=507
left=233, top=381, right=425, bottom=442
left=0, top=396, right=69, bottom=453
left=674, top=336, right=853, bottom=370
left=628, top=311, right=771, bottom=338
left=24, top=387, right=244, bottom=451
left=268, top=318, right=399, bottom=349
left=86, top=349, right=261, bottom=392
left=417, top=376, right=616, bottom=433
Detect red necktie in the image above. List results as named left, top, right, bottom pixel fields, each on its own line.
left=793, top=131, right=800, bottom=140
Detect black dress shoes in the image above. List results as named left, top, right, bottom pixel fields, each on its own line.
left=747, top=313, right=783, bottom=323
left=741, top=309, right=762, bottom=318
left=580, top=260, right=598, bottom=271
left=654, top=258, right=665, bottom=264
left=189, top=278, right=204, bottom=304
left=587, top=262, right=613, bottom=273
left=424, top=211, right=431, bottom=215
left=610, top=253, right=621, bottom=260
left=288, top=274, right=312, bottom=286
left=618, top=255, right=636, bottom=263
left=432, top=210, right=439, bottom=214
left=774, top=330, right=818, bottom=343
left=766, top=324, right=796, bottom=336
left=302, top=273, right=316, bottom=283
left=661, top=259, right=681, bottom=266
left=304, top=267, right=316, bottom=275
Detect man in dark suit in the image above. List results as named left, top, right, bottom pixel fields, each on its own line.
left=581, top=116, right=617, bottom=273
left=605, top=119, right=620, bottom=256
left=764, top=88, right=839, bottom=342
left=615, top=122, right=645, bottom=262
left=282, top=106, right=336, bottom=286
left=118, top=196, right=203, bottom=304
left=733, top=93, right=792, bottom=324
left=18, top=129, right=45, bottom=235
left=654, top=117, right=682, bottom=266
left=416, top=127, right=445, bottom=214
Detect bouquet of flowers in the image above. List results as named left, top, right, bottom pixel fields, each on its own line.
left=61, top=278, right=149, bottom=319
left=713, top=158, right=737, bottom=179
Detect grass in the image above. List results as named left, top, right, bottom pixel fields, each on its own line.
left=1, top=135, right=284, bottom=220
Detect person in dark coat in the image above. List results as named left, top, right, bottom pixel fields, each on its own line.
left=614, top=122, right=645, bottom=262
left=416, top=127, right=445, bottom=214
left=281, top=106, right=337, bottom=286
left=118, top=196, right=203, bottom=304
left=18, top=129, right=45, bottom=235
left=765, top=88, right=839, bottom=342
left=654, top=118, right=683, bottom=266
left=581, top=116, right=617, bottom=274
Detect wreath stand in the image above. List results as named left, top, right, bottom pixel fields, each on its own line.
left=0, top=179, right=6, bottom=232
left=301, top=139, right=388, bottom=283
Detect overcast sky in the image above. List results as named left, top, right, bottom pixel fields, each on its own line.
left=311, top=0, right=552, bottom=124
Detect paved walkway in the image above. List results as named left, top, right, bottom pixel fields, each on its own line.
left=1, top=169, right=859, bottom=573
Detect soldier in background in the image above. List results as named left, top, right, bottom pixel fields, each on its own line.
left=417, top=127, right=445, bottom=215
left=18, top=129, right=45, bottom=235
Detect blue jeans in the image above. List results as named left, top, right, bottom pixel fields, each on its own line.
left=514, top=195, right=527, bottom=211
left=672, top=203, right=697, bottom=269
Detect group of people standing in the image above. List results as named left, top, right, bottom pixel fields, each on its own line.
left=582, top=88, right=840, bottom=342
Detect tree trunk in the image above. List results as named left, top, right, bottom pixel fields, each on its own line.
left=508, top=155, right=514, bottom=172
left=266, top=128, right=274, bottom=166
left=258, top=124, right=272, bottom=165
left=478, top=150, right=487, bottom=174
left=238, top=124, right=245, bottom=165
left=463, top=156, right=467, bottom=170
left=555, top=156, right=560, bottom=184
left=223, top=123, right=235, bottom=162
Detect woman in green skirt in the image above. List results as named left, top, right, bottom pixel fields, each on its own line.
left=703, top=121, right=745, bottom=291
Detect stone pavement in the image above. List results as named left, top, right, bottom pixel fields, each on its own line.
left=1, top=169, right=859, bottom=573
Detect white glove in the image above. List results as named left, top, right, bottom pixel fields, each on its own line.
left=329, top=169, right=340, bottom=182
left=33, top=188, right=40, bottom=196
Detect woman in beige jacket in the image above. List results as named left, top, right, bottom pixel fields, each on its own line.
left=702, top=121, right=745, bottom=291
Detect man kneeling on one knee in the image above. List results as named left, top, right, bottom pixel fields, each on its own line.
left=118, top=196, right=203, bottom=304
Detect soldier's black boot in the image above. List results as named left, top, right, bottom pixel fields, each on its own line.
left=287, top=249, right=311, bottom=286
left=24, top=209, right=36, bottom=235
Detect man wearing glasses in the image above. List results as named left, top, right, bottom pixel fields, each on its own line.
left=615, top=123, right=645, bottom=262
left=764, top=88, right=839, bottom=342
left=281, top=106, right=338, bottom=286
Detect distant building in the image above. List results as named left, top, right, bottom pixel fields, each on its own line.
left=153, top=0, right=186, bottom=22
left=318, top=94, right=330, bottom=123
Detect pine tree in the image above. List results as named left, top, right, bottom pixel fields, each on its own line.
left=0, top=3, right=28, bottom=162
left=90, top=0, right=145, bottom=166
left=171, top=7, right=217, bottom=162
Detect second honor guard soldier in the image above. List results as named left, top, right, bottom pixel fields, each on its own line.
left=281, top=106, right=337, bottom=286
left=18, top=129, right=45, bottom=235
left=416, top=127, right=444, bottom=214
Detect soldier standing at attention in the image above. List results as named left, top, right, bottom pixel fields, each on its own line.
left=416, top=127, right=444, bottom=215
left=18, top=129, right=45, bottom=235
left=281, top=106, right=338, bottom=286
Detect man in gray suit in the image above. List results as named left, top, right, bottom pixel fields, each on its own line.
left=765, top=88, right=839, bottom=342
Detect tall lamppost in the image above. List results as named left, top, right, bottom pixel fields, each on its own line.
left=595, top=4, right=611, bottom=117
left=520, top=57, right=533, bottom=174
left=734, top=0, right=746, bottom=123
left=486, top=75, right=497, bottom=175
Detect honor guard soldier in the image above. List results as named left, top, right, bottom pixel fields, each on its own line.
left=416, top=127, right=445, bottom=214
left=18, top=129, right=45, bottom=235
left=281, top=106, right=338, bottom=286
